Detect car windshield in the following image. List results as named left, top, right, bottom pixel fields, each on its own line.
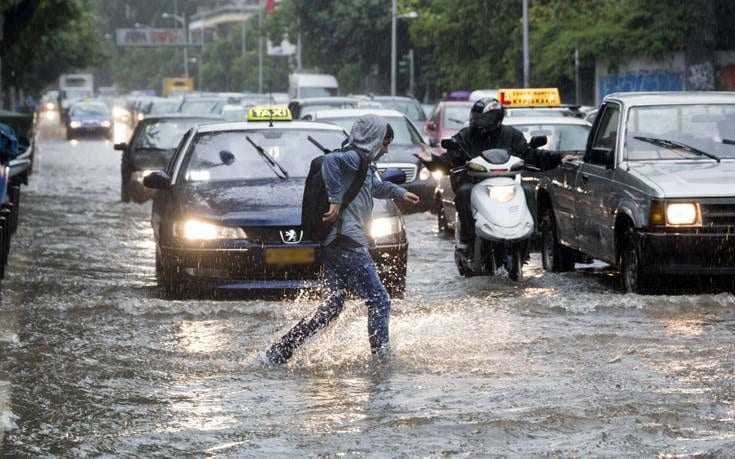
left=133, top=119, right=205, bottom=150
left=443, top=106, right=471, bottom=129
left=180, top=100, right=223, bottom=115
left=377, top=100, right=426, bottom=121
left=626, top=104, right=735, bottom=160
left=300, top=87, right=338, bottom=98
left=184, top=129, right=345, bottom=182
left=65, top=89, right=91, bottom=99
left=512, top=123, right=591, bottom=151
left=300, top=103, right=357, bottom=118
left=319, top=116, right=423, bottom=145
left=149, top=101, right=181, bottom=114
left=70, top=104, right=108, bottom=116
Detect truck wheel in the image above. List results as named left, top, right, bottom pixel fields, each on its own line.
left=121, top=178, right=131, bottom=203
left=541, top=208, right=575, bottom=272
left=159, top=254, right=183, bottom=299
left=620, top=229, right=649, bottom=294
left=435, top=194, right=451, bottom=237
left=508, top=246, right=524, bottom=281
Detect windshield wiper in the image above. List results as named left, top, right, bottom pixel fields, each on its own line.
left=721, top=138, right=735, bottom=146
left=633, top=136, right=721, bottom=163
left=245, top=135, right=289, bottom=180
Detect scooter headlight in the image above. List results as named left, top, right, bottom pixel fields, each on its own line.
left=488, top=185, right=515, bottom=203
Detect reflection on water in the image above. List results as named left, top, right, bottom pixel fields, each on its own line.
left=0, top=126, right=734, bottom=455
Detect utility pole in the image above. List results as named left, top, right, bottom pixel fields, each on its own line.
left=390, top=0, right=397, bottom=96
left=522, top=0, right=529, bottom=88
left=408, top=49, right=415, bottom=96
left=241, top=0, right=247, bottom=56
left=574, top=47, right=581, bottom=105
left=258, top=0, right=264, bottom=93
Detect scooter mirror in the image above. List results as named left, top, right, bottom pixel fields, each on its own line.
left=481, top=148, right=510, bottom=165
left=529, top=135, right=548, bottom=149
left=440, top=138, right=458, bottom=150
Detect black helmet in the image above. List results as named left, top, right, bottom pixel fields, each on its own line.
left=470, top=97, right=504, bottom=132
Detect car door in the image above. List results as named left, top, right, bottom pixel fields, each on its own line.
left=576, top=102, right=620, bottom=260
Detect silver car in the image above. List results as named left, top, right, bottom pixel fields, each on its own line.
left=535, top=92, right=735, bottom=293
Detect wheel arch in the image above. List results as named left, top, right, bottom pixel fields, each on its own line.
left=613, top=210, right=636, bottom=265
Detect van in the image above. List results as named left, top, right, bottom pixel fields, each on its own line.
left=288, top=73, right=339, bottom=99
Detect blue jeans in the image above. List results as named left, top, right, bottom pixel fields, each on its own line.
left=267, top=244, right=391, bottom=363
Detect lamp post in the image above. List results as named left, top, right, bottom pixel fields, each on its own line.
left=390, top=3, right=418, bottom=96
left=162, top=12, right=189, bottom=79
left=522, top=0, right=529, bottom=88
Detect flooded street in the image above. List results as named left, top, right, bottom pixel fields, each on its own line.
left=0, top=127, right=734, bottom=456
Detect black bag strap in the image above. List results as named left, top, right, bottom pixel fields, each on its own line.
left=335, top=149, right=370, bottom=235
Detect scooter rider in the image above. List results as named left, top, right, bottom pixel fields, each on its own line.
left=437, top=97, right=561, bottom=253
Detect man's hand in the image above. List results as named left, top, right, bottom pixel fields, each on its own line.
left=322, top=203, right=341, bottom=224
left=403, top=192, right=420, bottom=205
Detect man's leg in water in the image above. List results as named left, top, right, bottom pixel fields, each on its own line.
left=454, top=182, right=475, bottom=246
left=343, top=247, right=391, bottom=356
left=266, top=245, right=347, bottom=364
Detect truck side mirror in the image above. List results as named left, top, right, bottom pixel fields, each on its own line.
left=143, top=170, right=171, bottom=189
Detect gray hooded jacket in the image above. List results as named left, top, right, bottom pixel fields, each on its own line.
left=321, top=115, right=407, bottom=248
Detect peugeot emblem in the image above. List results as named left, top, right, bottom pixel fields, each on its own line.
left=280, top=228, right=303, bottom=244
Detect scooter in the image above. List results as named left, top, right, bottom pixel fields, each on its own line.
left=441, top=137, right=546, bottom=281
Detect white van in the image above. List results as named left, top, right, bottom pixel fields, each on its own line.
left=288, top=73, right=339, bottom=99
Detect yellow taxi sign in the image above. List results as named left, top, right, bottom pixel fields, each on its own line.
left=497, top=88, right=560, bottom=108
left=247, top=105, right=292, bottom=122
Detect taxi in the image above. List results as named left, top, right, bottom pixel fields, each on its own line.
left=143, top=106, right=409, bottom=298
left=500, top=88, right=585, bottom=119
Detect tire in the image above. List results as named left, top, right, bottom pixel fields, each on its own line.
left=435, top=194, right=451, bottom=237
left=620, top=228, right=649, bottom=294
left=66, top=129, right=74, bottom=141
left=508, top=246, right=523, bottom=281
left=121, top=175, right=131, bottom=203
left=158, top=252, right=183, bottom=299
left=540, top=208, right=575, bottom=272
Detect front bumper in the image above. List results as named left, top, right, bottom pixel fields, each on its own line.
left=638, top=230, right=735, bottom=275
left=68, top=126, right=111, bottom=137
left=161, top=241, right=408, bottom=291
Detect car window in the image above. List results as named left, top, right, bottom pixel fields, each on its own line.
left=133, top=119, right=207, bottom=150
left=443, top=106, right=470, bottom=130
left=300, top=103, right=357, bottom=118
left=167, top=128, right=194, bottom=175
left=183, top=129, right=345, bottom=182
left=71, top=104, right=108, bottom=116
left=512, top=123, right=590, bottom=151
left=180, top=100, right=223, bottom=115
left=319, top=116, right=423, bottom=145
left=378, top=100, right=426, bottom=121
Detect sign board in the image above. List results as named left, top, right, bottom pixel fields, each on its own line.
left=116, top=28, right=186, bottom=47
left=267, top=39, right=296, bottom=56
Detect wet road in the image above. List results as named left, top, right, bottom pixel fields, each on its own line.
left=1, top=126, right=735, bottom=456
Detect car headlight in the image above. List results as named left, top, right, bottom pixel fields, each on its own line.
left=69, top=121, right=81, bottom=128
left=173, top=219, right=247, bottom=240
left=488, top=184, right=515, bottom=203
left=419, top=167, right=431, bottom=181
left=113, top=107, right=129, bottom=119
left=46, top=102, right=55, bottom=111
left=666, top=202, right=700, bottom=226
left=101, top=120, right=112, bottom=128
left=431, top=170, right=444, bottom=181
left=137, top=113, right=145, bottom=121
left=370, top=216, right=402, bottom=239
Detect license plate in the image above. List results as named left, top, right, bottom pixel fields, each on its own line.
left=265, top=247, right=315, bottom=265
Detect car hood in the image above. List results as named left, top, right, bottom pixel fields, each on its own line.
left=130, top=148, right=175, bottom=170
left=179, top=178, right=395, bottom=227
left=627, top=160, right=735, bottom=198
left=377, top=143, right=428, bottom=166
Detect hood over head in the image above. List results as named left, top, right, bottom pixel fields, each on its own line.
left=348, top=114, right=388, bottom=161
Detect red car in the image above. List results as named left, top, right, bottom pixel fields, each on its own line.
left=423, top=101, right=474, bottom=148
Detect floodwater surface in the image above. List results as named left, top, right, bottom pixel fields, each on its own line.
left=1, top=125, right=734, bottom=456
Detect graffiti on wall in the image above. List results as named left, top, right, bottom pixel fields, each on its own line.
left=687, top=62, right=715, bottom=90
left=598, top=71, right=684, bottom=101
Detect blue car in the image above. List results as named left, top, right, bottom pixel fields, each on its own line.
left=143, top=115, right=409, bottom=298
left=66, top=101, right=113, bottom=140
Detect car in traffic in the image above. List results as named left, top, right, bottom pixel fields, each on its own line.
left=288, top=97, right=360, bottom=119
left=532, top=92, right=735, bottom=292
left=178, top=96, right=226, bottom=116
left=433, top=116, right=592, bottom=236
left=116, top=115, right=218, bottom=203
left=424, top=100, right=474, bottom=148
left=143, top=107, right=409, bottom=298
left=305, top=108, right=438, bottom=213
left=369, top=96, right=428, bottom=133
left=65, top=101, right=113, bottom=140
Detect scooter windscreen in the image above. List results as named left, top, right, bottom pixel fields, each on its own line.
left=480, top=148, right=510, bottom=165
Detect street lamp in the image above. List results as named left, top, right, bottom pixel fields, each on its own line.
left=391, top=2, right=418, bottom=96
left=162, top=12, right=189, bottom=79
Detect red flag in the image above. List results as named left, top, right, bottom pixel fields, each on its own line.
left=266, top=0, right=277, bottom=14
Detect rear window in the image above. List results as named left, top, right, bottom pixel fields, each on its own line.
left=133, top=119, right=207, bottom=150
left=319, top=116, right=424, bottom=145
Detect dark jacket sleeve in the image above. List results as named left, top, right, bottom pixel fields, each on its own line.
left=512, top=128, right=561, bottom=171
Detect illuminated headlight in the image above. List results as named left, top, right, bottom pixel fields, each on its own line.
left=113, top=107, right=130, bottom=119
left=69, top=121, right=82, bottom=128
left=370, top=216, right=402, bottom=239
left=101, top=120, right=112, bottom=128
left=419, top=167, right=431, bottom=181
left=137, top=113, right=144, bottom=121
left=431, top=170, right=444, bottom=181
left=173, top=219, right=247, bottom=241
left=45, top=102, right=55, bottom=111
left=666, top=202, right=700, bottom=226
left=488, top=185, right=515, bottom=203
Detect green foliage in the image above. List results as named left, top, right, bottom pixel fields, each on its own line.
left=1, top=0, right=106, bottom=94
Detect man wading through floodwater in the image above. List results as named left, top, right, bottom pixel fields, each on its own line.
left=266, top=115, right=420, bottom=364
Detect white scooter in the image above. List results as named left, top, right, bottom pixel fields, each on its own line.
left=441, top=137, right=546, bottom=281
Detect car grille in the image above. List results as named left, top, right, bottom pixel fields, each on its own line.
left=377, top=163, right=418, bottom=182
left=245, top=227, right=304, bottom=244
left=700, top=201, right=735, bottom=228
